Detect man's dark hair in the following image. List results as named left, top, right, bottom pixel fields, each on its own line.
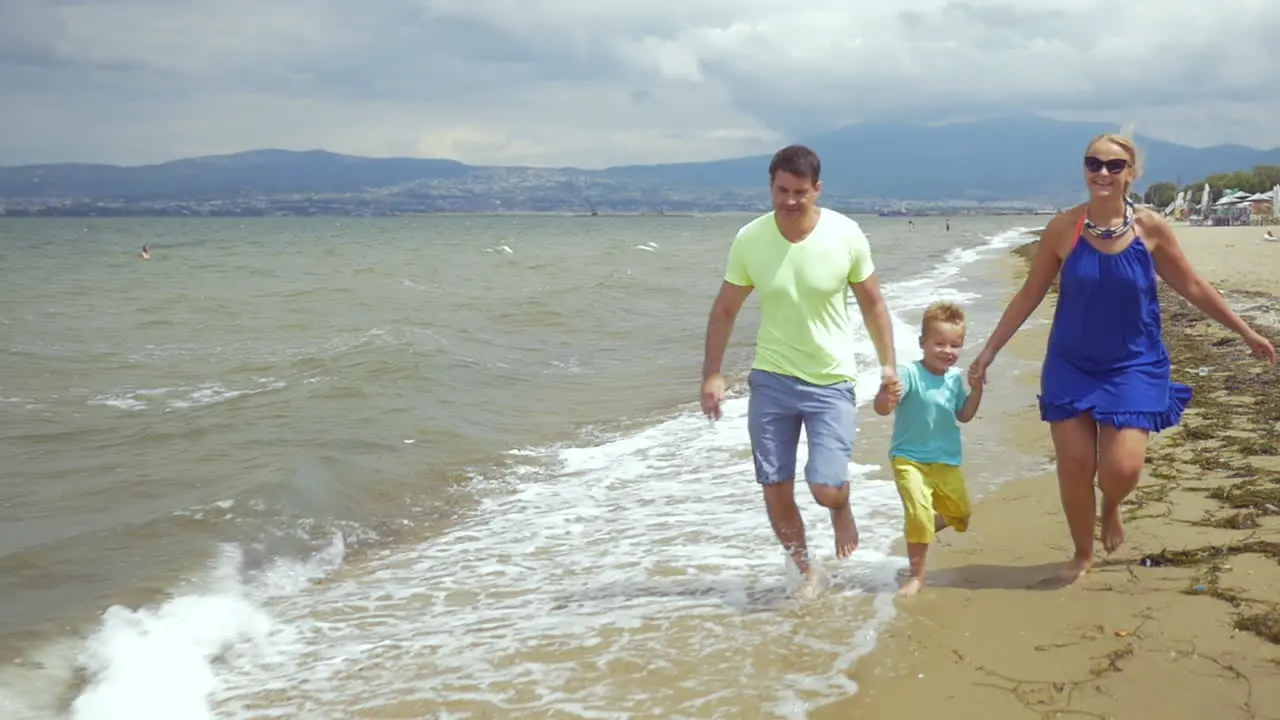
left=768, top=144, right=821, bottom=183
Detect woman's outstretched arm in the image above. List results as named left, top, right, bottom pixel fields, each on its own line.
left=1143, top=211, right=1277, bottom=363
left=977, top=209, right=1074, bottom=362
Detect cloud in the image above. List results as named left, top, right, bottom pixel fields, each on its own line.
left=1, top=0, right=1278, bottom=167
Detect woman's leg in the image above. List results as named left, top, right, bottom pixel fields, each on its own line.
left=1096, top=425, right=1149, bottom=553
left=1050, top=415, right=1099, bottom=583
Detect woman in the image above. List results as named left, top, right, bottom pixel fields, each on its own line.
left=968, top=133, right=1277, bottom=584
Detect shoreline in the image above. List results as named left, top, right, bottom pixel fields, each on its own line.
left=0, top=217, right=1059, bottom=718
left=822, top=224, right=1280, bottom=719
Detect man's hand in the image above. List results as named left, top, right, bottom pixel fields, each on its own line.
left=880, top=368, right=903, bottom=400
left=701, top=374, right=727, bottom=420
left=872, top=370, right=904, bottom=416
left=874, top=384, right=902, bottom=411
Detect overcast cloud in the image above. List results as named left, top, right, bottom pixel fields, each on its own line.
left=2, top=0, right=1278, bottom=167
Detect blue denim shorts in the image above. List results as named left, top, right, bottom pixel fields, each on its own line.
left=747, top=369, right=857, bottom=487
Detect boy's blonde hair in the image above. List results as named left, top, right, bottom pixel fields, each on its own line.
left=921, top=301, right=966, bottom=334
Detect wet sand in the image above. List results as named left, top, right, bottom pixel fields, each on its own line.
left=820, top=224, right=1280, bottom=719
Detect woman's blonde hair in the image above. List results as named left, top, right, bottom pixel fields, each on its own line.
left=1086, top=129, right=1142, bottom=197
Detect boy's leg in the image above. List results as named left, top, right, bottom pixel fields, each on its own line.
left=891, top=457, right=937, bottom=596
left=902, top=544, right=930, bottom=597
left=747, top=370, right=807, bottom=573
left=797, top=379, right=859, bottom=558
left=930, top=465, right=973, bottom=536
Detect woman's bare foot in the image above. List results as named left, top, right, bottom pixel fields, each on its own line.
left=1100, top=502, right=1126, bottom=554
left=1037, top=555, right=1092, bottom=588
left=897, top=576, right=925, bottom=597
left=831, top=505, right=860, bottom=559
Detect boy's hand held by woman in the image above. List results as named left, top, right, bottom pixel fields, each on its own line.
left=967, top=353, right=992, bottom=389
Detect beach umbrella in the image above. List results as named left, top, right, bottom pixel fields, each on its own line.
left=1200, top=183, right=1210, bottom=216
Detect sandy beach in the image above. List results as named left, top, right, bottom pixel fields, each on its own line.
left=822, top=223, right=1280, bottom=719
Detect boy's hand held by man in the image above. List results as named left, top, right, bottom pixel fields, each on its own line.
left=876, top=378, right=903, bottom=410
left=879, top=372, right=904, bottom=399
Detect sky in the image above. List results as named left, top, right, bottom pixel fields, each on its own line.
left=2, top=0, right=1279, bottom=168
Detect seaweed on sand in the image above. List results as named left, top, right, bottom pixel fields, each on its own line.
left=1207, top=483, right=1280, bottom=515
left=1136, top=285, right=1280, bottom=645
left=1235, top=610, right=1280, bottom=644
left=1137, top=539, right=1280, bottom=569
left=1136, top=539, right=1280, bottom=642
left=1194, top=510, right=1263, bottom=530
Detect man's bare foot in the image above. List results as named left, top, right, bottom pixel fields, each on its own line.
left=1036, top=555, right=1092, bottom=588
left=897, top=576, right=925, bottom=597
left=831, top=505, right=859, bottom=559
left=794, top=569, right=824, bottom=601
left=1100, top=503, right=1126, bottom=554
left=788, top=550, right=811, bottom=578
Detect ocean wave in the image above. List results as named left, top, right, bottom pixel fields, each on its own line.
left=2, top=222, right=1042, bottom=719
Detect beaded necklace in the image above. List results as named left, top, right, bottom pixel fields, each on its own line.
left=1083, top=201, right=1135, bottom=240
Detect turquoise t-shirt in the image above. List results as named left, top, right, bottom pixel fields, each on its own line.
left=889, top=361, right=969, bottom=466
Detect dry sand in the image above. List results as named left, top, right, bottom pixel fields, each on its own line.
left=817, top=225, right=1280, bottom=720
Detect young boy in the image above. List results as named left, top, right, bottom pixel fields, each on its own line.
left=874, top=301, right=984, bottom=596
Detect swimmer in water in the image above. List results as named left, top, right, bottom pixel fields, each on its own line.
left=140, top=245, right=151, bottom=260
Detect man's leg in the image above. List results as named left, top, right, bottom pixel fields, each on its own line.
left=799, top=379, right=859, bottom=558
left=747, top=370, right=807, bottom=573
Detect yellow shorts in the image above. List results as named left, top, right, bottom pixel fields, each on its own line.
left=891, top=456, right=972, bottom=544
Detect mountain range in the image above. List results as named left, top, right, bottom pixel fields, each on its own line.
left=2, top=115, right=1277, bottom=216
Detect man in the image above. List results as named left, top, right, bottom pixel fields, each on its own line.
left=700, top=144, right=899, bottom=580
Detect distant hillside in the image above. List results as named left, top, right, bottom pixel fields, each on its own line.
left=2, top=115, right=1277, bottom=215
left=0, top=149, right=471, bottom=200
left=601, top=115, right=1280, bottom=201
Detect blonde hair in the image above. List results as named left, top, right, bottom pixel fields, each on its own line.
left=1086, top=130, right=1142, bottom=198
left=921, top=301, right=966, bottom=333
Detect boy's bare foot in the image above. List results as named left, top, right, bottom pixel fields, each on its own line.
left=1100, top=503, right=1126, bottom=554
left=897, top=576, right=925, bottom=597
left=831, top=505, right=859, bottom=559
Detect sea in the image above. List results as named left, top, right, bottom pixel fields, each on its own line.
left=0, top=212, right=1048, bottom=719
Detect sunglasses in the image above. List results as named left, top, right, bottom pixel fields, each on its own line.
left=1084, top=156, right=1129, bottom=174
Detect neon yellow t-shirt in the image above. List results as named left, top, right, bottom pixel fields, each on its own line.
left=724, top=209, right=876, bottom=386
